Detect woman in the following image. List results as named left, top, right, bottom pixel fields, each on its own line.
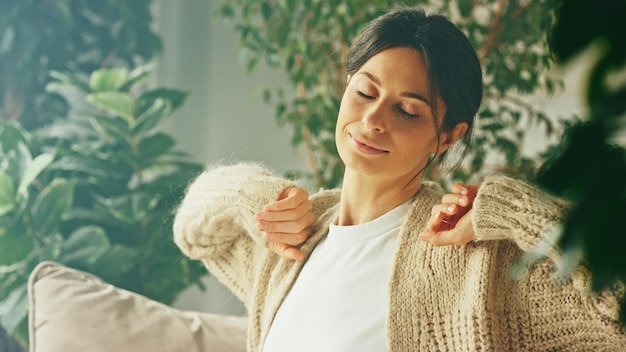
left=173, top=6, right=625, bottom=351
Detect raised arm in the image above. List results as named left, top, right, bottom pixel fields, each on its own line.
left=173, top=163, right=297, bottom=304
left=419, top=175, right=570, bottom=259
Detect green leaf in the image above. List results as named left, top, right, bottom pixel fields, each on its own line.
left=17, top=153, right=54, bottom=196
left=0, top=172, right=16, bottom=216
left=60, top=226, right=110, bottom=267
left=89, top=68, right=129, bottom=92
left=0, top=231, right=33, bottom=267
left=90, top=113, right=133, bottom=140
left=90, top=244, right=137, bottom=280
left=31, top=179, right=74, bottom=237
left=51, top=156, right=133, bottom=181
left=86, top=92, right=133, bottom=126
left=137, top=88, right=188, bottom=113
left=119, top=63, right=155, bottom=92
left=48, top=70, right=91, bottom=93
left=0, top=283, right=28, bottom=335
left=0, top=122, right=28, bottom=153
left=133, top=98, right=171, bottom=135
left=138, top=133, right=175, bottom=161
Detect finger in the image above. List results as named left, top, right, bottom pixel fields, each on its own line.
left=265, top=229, right=310, bottom=246
left=441, top=194, right=470, bottom=207
left=267, top=242, right=304, bottom=261
left=256, top=201, right=312, bottom=222
left=258, top=212, right=316, bottom=234
left=451, top=183, right=469, bottom=196
left=425, top=210, right=448, bottom=231
left=452, top=183, right=480, bottom=202
left=430, top=203, right=458, bottom=217
left=265, top=188, right=309, bottom=211
left=426, top=228, right=474, bottom=247
left=418, top=222, right=473, bottom=246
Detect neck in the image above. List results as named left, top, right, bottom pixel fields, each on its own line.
left=337, top=169, right=421, bottom=226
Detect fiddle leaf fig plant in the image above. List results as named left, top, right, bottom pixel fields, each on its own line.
left=0, top=65, right=205, bottom=346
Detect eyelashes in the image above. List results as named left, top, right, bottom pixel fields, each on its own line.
left=357, top=91, right=373, bottom=99
left=396, top=107, right=419, bottom=120
left=355, top=90, right=420, bottom=120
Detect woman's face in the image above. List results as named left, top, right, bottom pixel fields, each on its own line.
left=335, top=46, right=449, bottom=182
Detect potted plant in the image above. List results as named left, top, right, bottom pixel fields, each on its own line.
left=0, top=65, right=205, bottom=347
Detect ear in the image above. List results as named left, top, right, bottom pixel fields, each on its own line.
left=437, top=122, right=468, bottom=154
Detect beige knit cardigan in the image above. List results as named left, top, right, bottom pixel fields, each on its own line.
left=173, top=163, right=626, bottom=351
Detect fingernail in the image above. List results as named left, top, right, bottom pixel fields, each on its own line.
left=255, top=213, right=264, bottom=220
left=459, top=196, right=467, bottom=205
left=447, top=204, right=455, bottom=213
left=258, top=221, right=266, bottom=231
left=460, top=188, right=468, bottom=196
left=264, top=232, right=272, bottom=240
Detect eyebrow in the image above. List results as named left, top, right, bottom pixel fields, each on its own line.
left=357, top=71, right=431, bottom=106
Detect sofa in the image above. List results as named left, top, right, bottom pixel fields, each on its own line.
left=27, top=261, right=247, bottom=352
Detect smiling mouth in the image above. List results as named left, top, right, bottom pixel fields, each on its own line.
left=350, top=133, right=389, bottom=154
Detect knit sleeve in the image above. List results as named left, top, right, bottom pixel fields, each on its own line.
left=172, top=163, right=296, bottom=305
left=473, top=177, right=626, bottom=349
left=471, top=175, right=570, bottom=257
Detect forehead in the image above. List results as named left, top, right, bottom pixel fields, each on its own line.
left=356, top=47, right=429, bottom=90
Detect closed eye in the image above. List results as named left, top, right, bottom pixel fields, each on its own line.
left=357, top=91, right=374, bottom=99
left=396, top=106, right=419, bottom=120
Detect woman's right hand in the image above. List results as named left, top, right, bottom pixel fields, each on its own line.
left=255, top=187, right=316, bottom=261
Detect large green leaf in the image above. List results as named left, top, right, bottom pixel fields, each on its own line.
left=138, top=133, right=175, bottom=161
left=90, top=244, right=137, bottom=281
left=133, top=98, right=171, bottom=135
left=0, top=122, right=29, bottom=154
left=0, top=172, right=16, bottom=217
left=90, top=113, right=132, bottom=142
left=86, top=92, right=134, bottom=126
left=17, top=153, right=54, bottom=197
left=60, top=226, right=110, bottom=267
left=0, top=231, right=33, bottom=267
left=31, top=179, right=74, bottom=237
left=89, top=68, right=129, bottom=92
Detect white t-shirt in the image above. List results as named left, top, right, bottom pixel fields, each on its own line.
left=262, top=200, right=411, bottom=352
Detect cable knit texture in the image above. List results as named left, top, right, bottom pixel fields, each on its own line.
left=173, top=163, right=626, bottom=351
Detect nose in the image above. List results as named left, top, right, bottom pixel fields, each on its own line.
left=361, top=102, right=386, bottom=132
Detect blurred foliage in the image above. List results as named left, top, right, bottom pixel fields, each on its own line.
left=0, top=0, right=161, bottom=130
left=216, top=0, right=563, bottom=188
left=538, top=0, right=626, bottom=323
left=0, top=1, right=206, bottom=347
left=0, top=67, right=205, bottom=346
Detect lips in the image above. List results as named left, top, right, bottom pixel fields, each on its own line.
left=349, top=133, right=388, bottom=154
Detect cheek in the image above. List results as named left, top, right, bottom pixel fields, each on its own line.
left=336, top=94, right=353, bottom=127
left=397, top=128, right=438, bottom=157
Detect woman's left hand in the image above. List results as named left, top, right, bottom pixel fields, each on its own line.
left=418, top=183, right=479, bottom=246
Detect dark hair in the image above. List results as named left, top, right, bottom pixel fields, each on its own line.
left=346, top=6, right=483, bottom=172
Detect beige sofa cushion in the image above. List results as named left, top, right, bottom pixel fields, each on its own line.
left=28, top=261, right=247, bottom=352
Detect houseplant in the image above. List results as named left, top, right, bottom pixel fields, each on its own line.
left=538, top=0, right=626, bottom=323
left=0, top=0, right=161, bottom=130
left=0, top=66, right=205, bottom=347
